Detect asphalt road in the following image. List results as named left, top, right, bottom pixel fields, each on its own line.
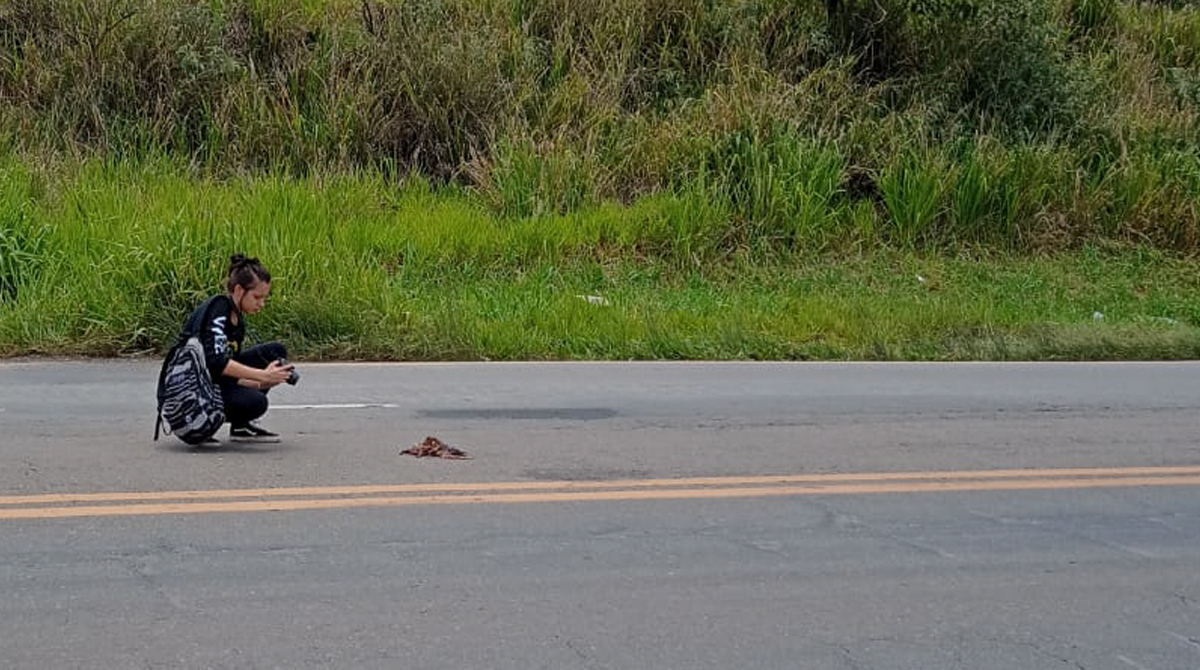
left=2, top=360, right=1199, bottom=669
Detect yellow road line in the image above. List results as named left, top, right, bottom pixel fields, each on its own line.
left=5, top=465, right=1200, bottom=506
left=2, top=470, right=1199, bottom=520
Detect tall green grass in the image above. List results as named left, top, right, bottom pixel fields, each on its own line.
left=1, top=157, right=1198, bottom=360
left=2, top=0, right=1200, bottom=359
left=2, top=0, right=1198, bottom=252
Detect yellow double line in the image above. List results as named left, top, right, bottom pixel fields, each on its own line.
left=3, top=465, right=1200, bottom=520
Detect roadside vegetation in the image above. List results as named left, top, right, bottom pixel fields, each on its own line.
left=1, top=0, right=1198, bottom=359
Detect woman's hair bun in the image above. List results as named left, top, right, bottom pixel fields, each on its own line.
left=227, top=253, right=271, bottom=292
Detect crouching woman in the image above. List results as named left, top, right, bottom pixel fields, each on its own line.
left=193, top=254, right=294, bottom=444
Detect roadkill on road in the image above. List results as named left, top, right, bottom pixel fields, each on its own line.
left=401, top=436, right=473, bottom=460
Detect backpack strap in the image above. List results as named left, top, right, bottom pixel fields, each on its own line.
left=181, top=295, right=229, bottom=340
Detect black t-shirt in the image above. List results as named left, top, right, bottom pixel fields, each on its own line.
left=194, top=294, right=245, bottom=381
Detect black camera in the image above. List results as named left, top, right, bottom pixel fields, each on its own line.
left=277, top=358, right=300, bottom=385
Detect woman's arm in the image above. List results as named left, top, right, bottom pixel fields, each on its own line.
left=223, top=358, right=292, bottom=389
left=193, top=295, right=291, bottom=388
left=222, top=359, right=269, bottom=385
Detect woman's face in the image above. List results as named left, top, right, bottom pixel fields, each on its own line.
left=234, top=280, right=271, bottom=315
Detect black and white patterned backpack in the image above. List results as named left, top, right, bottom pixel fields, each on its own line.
left=154, top=297, right=226, bottom=444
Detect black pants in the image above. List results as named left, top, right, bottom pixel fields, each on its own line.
left=219, top=342, right=287, bottom=428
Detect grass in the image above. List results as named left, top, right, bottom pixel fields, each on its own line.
left=392, top=255, right=1200, bottom=361
left=1, top=157, right=1197, bottom=361
left=1, top=0, right=1197, bottom=252
left=1, top=1, right=1199, bottom=360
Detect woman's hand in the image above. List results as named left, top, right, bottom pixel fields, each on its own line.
left=260, top=360, right=294, bottom=389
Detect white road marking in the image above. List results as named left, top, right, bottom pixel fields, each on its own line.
left=1169, top=632, right=1200, bottom=652
left=271, top=403, right=398, bottom=410
left=1098, top=539, right=1158, bottom=559
left=1118, top=655, right=1154, bottom=670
